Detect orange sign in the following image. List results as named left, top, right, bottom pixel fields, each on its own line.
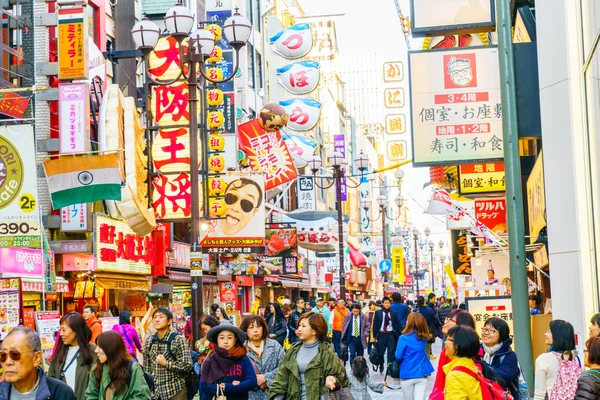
left=57, top=8, right=88, bottom=80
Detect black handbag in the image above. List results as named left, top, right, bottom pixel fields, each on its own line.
left=368, top=346, right=381, bottom=370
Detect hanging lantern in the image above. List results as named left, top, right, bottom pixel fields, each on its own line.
left=206, top=89, right=224, bottom=107
left=208, top=134, right=225, bottom=151
left=209, top=198, right=227, bottom=217
left=209, top=177, right=227, bottom=196
left=208, top=154, right=225, bottom=172
left=206, top=24, right=222, bottom=41
left=206, top=67, right=223, bottom=82
left=207, top=111, right=224, bottom=129
left=207, top=46, right=223, bottom=63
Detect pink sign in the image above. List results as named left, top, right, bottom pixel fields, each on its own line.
left=0, top=248, right=44, bottom=275
left=59, top=83, right=90, bottom=154
left=61, top=254, right=96, bottom=272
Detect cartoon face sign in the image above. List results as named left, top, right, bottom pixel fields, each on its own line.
left=269, top=24, right=314, bottom=59
left=444, top=54, right=478, bottom=89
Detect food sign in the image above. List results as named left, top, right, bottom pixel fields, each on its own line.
left=465, top=296, right=513, bottom=339
left=0, top=278, right=21, bottom=340
left=279, top=99, right=322, bottom=131
left=269, top=23, right=314, bottom=59
left=220, top=282, right=237, bottom=303
left=35, top=311, right=61, bottom=360
left=458, top=162, right=506, bottom=194
left=277, top=61, right=321, bottom=95
left=296, top=176, right=316, bottom=211
left=265, top=228, right=298, bottom=275
left=474, top=198, right=507, bottom=234
left=451, top=229, right=475, bottom=275
left=409, top=47, right=503, bottom=165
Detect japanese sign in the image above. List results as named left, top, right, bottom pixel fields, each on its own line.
left=458, top=162, right=506, bottom=194
left=57, top=7, right=88, bottom=80
left=471, top=256, right=510, bottom=288
left=474, top=198, right=507, bottom=234
left=410, top=0, right=496, bottom=37
left=59, top=254, right=96, bottom=272
left=0, top=278, right=21, bottom=340
left=333, top=134, right=347, bottom=201
left=465, top=296, right=513, bottom=340
left=94, top=214, right=154, bottom=275
left=297, top=176, right=316, bottom=210
left=238, top=120, right=298, bottom=190
left=391, top=246, right=405, bottom=283
left=384, top=88, right=405, bottom=108
left=0, top=125, right=40, bottom=249
left=409, top=47, right=503, bottom=165
left=527, top=151, right=546, bottom=244
left=168, top=242, right=191, bottom=270
left=359, top=181, right=370, bottom=233
left=0, top=92, right=29, bottom=119
left=385, top=114, right=407, bottom=134
left=306, top=17, right=337, bottom=61
left=387, top=140, right=408, bottom=161
left=451, top=229, right=475, bottom=275
left=59, top=83, right=90, bottom=154
left=279, top=99, right=322, bottom=131
left=0, top=248, right=44, bottom=276
left=265, top=228, right=298, bottom=275
left=201, top=174, right=266, bottom=253
left=277, top=61, right=321, bottom=95
left=283, top=134, right=319, bottom=169
left=35, top=311, right=61, bottom=360
left=207, top=0, right=233, bottom=12
left=281, top=211, right=342, bottom=253
left=220, top=281, right=238, bottom=303
left=269, top=23, right=314, bottom=59
left=383, top=62, right=403, bottom=82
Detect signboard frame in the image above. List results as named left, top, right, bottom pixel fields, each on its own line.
left=409, top=0, right=496, bottom=38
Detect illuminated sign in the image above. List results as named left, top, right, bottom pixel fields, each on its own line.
left=458, top=162, right=506, bottom=194
left=269, top=24, right=313, bottom=59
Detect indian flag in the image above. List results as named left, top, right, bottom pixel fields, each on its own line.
left=43, top=153, right=122, bottom=209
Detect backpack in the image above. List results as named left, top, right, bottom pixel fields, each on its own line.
left=151, top=331, right=198, bottom=400
left=549, top=352, right=582, bottom=400
left=126, top=361, right=155, bottom=393
left=497, top=354, right=530, bottom=400
left=454, top=366, right=514, bottom=400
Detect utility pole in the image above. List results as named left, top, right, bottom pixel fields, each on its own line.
left=496, top=0, right=534, bottom=390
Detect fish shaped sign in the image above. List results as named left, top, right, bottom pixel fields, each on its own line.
left=277, top=61, right=320, bottom=95
left=279, top=99, right=322, bottom=132
left=282, top=133, right=319, bottom=168
left=269, top=23, right=313, bottom=59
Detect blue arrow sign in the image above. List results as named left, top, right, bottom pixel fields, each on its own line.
left=379, top=259, right=392, bottom=273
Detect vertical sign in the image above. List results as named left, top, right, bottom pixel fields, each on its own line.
left=359, top=181, right=370, bottom=233
left=57, top=7, right=89, bottom=80
left=58, top=83, right=90, bottom=153
left=60, top=203, right=90, bottom=232
left=333, top=134, right=347, bottom=201
left=391, top=246, right=405, bottom=283
left=527, top=151, right=546, bottom=244
left=296, top=176, right=316, bottom=210
left=450, top=230, right=475, bottom=275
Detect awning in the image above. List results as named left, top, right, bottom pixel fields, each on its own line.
left=298, top=282, right=312, bottom=289
left=21, top=277, right=69, bottom=293
left=279, top=279, right=299, bottom=288
left=94, top=273, right=151, bottom=291
left=316, top=287, right=332, bottom=293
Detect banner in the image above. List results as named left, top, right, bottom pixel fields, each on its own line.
left=265, top=228, right=298, bottom=275
left=57, top=7, right=88, bottom=80
left=59, top=83, right=90, bottom=154
left=450, top=230, right=474, bottom=275
left=0, top=125, right=41, bottom=248
left=391, top=246, right=405, bottom=283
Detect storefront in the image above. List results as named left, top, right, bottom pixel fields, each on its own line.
left=202, top=275, right=219, bottom=314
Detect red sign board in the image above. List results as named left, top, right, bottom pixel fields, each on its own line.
left=220, top=282, right=238, bottom=303
left=485, top=305, right=507, bottom=311
left=474, top=198, right=507, bottom=234
left=405, top=275, right=414, bottom=286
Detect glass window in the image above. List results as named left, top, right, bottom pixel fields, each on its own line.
left=582, top=0, right=600, bottom=58
left=247, top=44, right=255, bottom=89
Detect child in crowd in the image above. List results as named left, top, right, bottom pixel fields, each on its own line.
left=348, top=357, right=385, bottom=400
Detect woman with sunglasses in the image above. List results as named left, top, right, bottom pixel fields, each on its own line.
left=480, top=317, right=519, bottom=399
left=48, top=312, right=98, bottom=400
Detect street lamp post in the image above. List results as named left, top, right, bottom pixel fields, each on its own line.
left=428, top=240, right=435, bottom=292
left=131, top=4, right=251, bottom=343
left=412, top=227, right=420, bottom=296
left=438, top=240, right=445, bottom=291
left=377, top=195, right=389, bottom=260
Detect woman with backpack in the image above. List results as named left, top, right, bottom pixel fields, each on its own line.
left=534, top=319, right=582, bottom=399
left=112, top=311, right=143, bottom=361
left=575, top=337, right=600, bottom=399
left=442, top=325, right=483, bottom=399
left=265, top=303, right=288, bottom=347
left=84, top=331, right=151, bottom=399
left=480, top=317, right=520, bottom=399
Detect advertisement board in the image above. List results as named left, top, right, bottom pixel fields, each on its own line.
left=391, top=246, right=405, bottom=283
left=458, top=162, right=506, bottom=195
left=0, top=278, right=22, bottom=340
left=410, top=0, right=495, bottom=37
left=59, top=253, right=96, bottom=272
left=35, top=311, right=61, bottom=360
left=465, top=296, right=513, bottom=339
left=527, top=151, right=546, bottom=243
left=60, top=203, right=91, bottom=232
left=471, top=256, right=510, bottom=288
left=451, top=230, right=475, bottom=275
left=0, top=248, right=45, bottom=276
left=59, top=83, right=90, bottom=154
left=220, top=282, right=237, bottom=303
left=265, top=228, right=298, bottom=275
left=409, top=47, right=503, bottom=165
left=474, top=198, right=507, bottom=234
left=57, top=7, right=88, bottom=80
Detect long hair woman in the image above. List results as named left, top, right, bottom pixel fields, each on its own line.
left=395, top=312, right=434, bottom=400
left=48, top=312, right=98, bottom=399
left=112, top=311, right=143, bottom=360
left=215, top=306, right=231, bottom=323
left=84, top=331, right=151, bottom=399
left=265, top=302, right=288, bottom=347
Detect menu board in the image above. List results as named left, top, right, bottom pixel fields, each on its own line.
left=35, top=311, right=61, bottom=360
left=0, top=278, right=22, bottom=339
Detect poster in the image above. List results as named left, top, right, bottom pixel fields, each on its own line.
left=471, top=255, right=510, bottom=288
left=265, top=228, right=298, bottom=275
left=0, top=278, right=21, bottom=340
left=474, top=198, right=507, bottom=234
left=100, top=317, right=119, bottom=332
left=57, top=7, right=88, bottom=80
left=465, top=296, right=513, bottom=338
left=23, top=306, right=35, bottom=330
left=220, top=282, right=237, bottom=304
left=35, top=311, right=61, bottom=360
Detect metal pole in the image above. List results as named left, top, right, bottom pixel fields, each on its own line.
left=414, top=235, right=420, bottom=296
left=497, top=0, right=533, bottom=390
left=382, top=208, right=388, bottom=261
left=430, top=251, right=434, bottom=292
left=337, top=168, right=346, bottom=300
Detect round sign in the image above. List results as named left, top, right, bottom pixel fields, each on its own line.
left=192, top=283, right=198, bottom=290
left=378, top=259, right=392, bottom=273
left=235, top=68, right=242, bottom=78
left=0, top=136, right=23, bottom=210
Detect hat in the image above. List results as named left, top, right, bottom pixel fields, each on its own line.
left=206, top=321, right=246, bottom=345
left=315, top=297, right=323, bottom=302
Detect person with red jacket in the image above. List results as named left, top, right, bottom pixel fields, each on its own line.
left=83, top=306, right=103, bottom=344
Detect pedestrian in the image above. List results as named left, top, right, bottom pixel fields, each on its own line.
left=415, top=295, right=441, bottom=360
left=341, top=304, right=371, bottom=365
left=480, top=317, right=519, bottom=399
left=372, top=296, right=402, bottom=373
left=48, top=312, right=98, bottom=400
left=143, top=307, right=192, bottom=400
left=348, top=356, right=384, bottom=400
left=210, top=303, right=220, bottom=318
left=112, top=311, right=143, bottom=361
left=427, top=294, right=437, bottom=312
left=452, top=298, right=459, bottom=310
left=575, top=337, right=600, bottom=399
left=395, top=312, right=434, bottom=400
left=82, top=305, right=103, bottom=344
left=390, top=293, right=410, bottom=330
left=195, top=315, right=219, bottom=367
left=288, top=298, right=307, bottom=344
left=268, top=312, right=349, bottom=400
left=443, top=325, right=483, bottom=399
left=263, top=302, right=273, bottom=322
left=328, top=299, right=336, bottom=311
left=265, top=303, right=288, bottom=347
left=529, top=294, right=542, bottom=315
left=430, top=309, right=476, bottom=396
left=331, top=298, right=350, bottom=360
left=590, top=313, right=600, bottom=339
left=84, top=331, right=152, bottom=399
left=0, top=327, right=76, bottom=399
left=437, top=296, right=446, bottom=309
left=313, top=297, right=332, bottom=336
left=367, top=301, right=378, bottom=354
left=346, top=299, right=354, bottom=311
left=240, top=315, right=285, bottom=400
left=199, top=321, right=257, bottom=400
left=184, top=316, right=193, bottom=344
left=216, top=307, right=231, bottom=323
left=534, top=319, right=582, bottom=399
left=436, top=298, right=453, bottom=326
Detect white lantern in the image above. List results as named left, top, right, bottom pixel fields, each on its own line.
left=424, top=227, right=431, bottom=237
left=328, top=151, right=344, bottom=169
left=412, top=227, right=419, bottom=237
left=355, top=150, right=369, bottom=172
left=309, top=154, right=322, bottom=174
left=131, top=17, right=161, bottom=53
left=377, top=194, right=387, bottom=208
left=395, top=196, right=405, bottom=208
left=164, top=3, right=194, bottom=38
left=361, top=199, right=370, bottom=211
left=189, top=28, right=215, bottom=56
left=395, top=168, right=405, bottom=180
left=223, top=10, right=252, bottom=49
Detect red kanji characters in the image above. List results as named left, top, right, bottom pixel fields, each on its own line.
left=153, top=128, right=190, bottom=171
left=148, top=37, right=184, bottom=77
left=152, top=173, right=192, bottom=219
left=153, top=83, right=189, bottom=123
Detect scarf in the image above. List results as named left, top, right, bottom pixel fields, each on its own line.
left=201, top=344, right=247, bottom=384
left=383, top=308, right=391, bottom=330
left=482, top=343, right=503, bottom=364
left=247, top=340, right=265, bottom=360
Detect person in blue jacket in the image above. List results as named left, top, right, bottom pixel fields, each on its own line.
left=390, top=293, right=410, bottom=330
left=200, top=321, right=258, bottom=400
left=479, top=317, right=520, bottom=399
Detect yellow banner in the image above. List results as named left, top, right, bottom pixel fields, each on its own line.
left=57, top=7, right=88, bottom=80
left=458, top=162, right=506, bottom=195
left=391, top=247, right=405, bottom=283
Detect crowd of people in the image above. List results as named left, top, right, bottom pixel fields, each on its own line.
left=5, top=296, right=600, bottom=400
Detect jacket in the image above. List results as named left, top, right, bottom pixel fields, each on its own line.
left=436, top=303, right=453, bottom=323
left=341, top=313, right=370, bottom=350
left=416, top=306, right=439, bottom=330
left=313, top=306, right=332, bottom=333
left=199, top=354, right=258, bottom=400
left=394, top=331, right=434, bottom=380
left=86, top=316, right=103, bottom=344
left=113, top=324, right=143, bottom=359
left=288, top=310, right=303, bottom=343
left=576, top=369, right=600, bottom=400
left=84, top=362, right=151, bottom=400
left=480, top=338, right=519, bottom=399
left=372, top=309, right=402, bottom=339
left=48, top=343, right=97, bottom=400
left=246, top=339, right=286, bottom=400
left=0, top=367, right=76, bottom=400
left=266, top=314, right=288, bottom=347
left=443, top=357, right=483, bottom=400
left=331, top=307, right=348, bottom=332
left=268, top=341, right=349, bottom=400
left=347, top=373, right=384, bottom=400
left=390, top=302, right=410, bottom=327
left=431, top=347, right=451, bottom=396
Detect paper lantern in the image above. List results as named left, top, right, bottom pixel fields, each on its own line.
left=208, top=177, right=226, bottom=196
left=208, top=134, right=225, bottom=151
left=207, top=46, right=223, bottom=63
left=206, top=68, right=223, bottom=82
left=209, top=198, right=226, bottom=217
left=258, top=103, right=289, bottom=132
left=206, top=24, right=222, bottom=41
left=206, top=89, right=224, bottom=106
left=207, top=111, right=224, bottom=129
left=208, top=154, right=225, bottom=172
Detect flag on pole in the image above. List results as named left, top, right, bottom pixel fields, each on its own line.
left=43, top=153, right=122, bottom=209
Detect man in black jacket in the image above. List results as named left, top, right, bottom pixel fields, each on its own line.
left=416, top=295, right=441, bottom=359
left=288, top=297, right=306, bottom=343
left=372, top=296, right=402, bottom=372
left=0, top=327, right=76, bottom=400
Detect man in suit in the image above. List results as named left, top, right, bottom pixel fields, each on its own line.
left=372, top=296, right=402, bottom=373
left=341, top=304, right=371, bottom=365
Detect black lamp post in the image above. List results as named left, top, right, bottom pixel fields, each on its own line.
left=412, top=227, right=420, bottom=296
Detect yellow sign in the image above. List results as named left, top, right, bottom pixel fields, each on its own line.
left=391, top=247, right=405, bottom=283
left=385, top=114, right=406, bottom=134
left=383, top=61, right=403, bottom=82
left=527, top=151, right=546, bottom=243
left=458, top=162, right=506, bottom=195
left=57, top=7, right=88, bottom=80
left=384, top=88, right=405, bottom=108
